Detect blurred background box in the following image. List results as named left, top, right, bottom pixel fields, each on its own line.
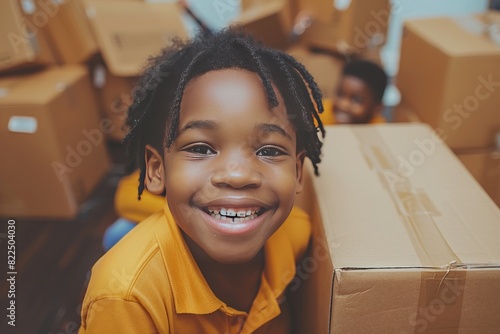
left=287, top=46, right=345, bottom=100
left=393, top=100, right=422, bottom=123
left=236, top=0, right=293, bottom=50
left=294, top=124, right=500, bottom=334
left=456, top=148, right=500, bottom=207
left=90, top=62, right=137, bottom=141
left=0, top=66, right=110, bottom=219
left=397, top=11, right=500, bottom=151
left=0, top=0, right=58, bottom=73
left=39, top=0, right=98, bottom=64
left=298, top=0, right=390, bottom=56
left=83, top=0, right=188, bottom=77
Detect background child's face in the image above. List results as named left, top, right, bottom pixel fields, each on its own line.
left=150, top=69, right=304, bottom=264
left=334, top=75, right=380, bottom=124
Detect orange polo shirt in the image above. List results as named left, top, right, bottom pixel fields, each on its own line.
left=319, top=98, right=386, bottom=125
left=79, top=203, right=311, bottom=333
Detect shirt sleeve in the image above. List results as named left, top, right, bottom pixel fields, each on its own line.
left=79, top=298, right=162, bottom=334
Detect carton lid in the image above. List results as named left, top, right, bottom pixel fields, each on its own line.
left=0, top=66, right=87, bottom=105
left=85, top=1, right=188, bottom=77
left=405, top=12, right=500, bottom=57
left=312, top=124, right=500, bottom=269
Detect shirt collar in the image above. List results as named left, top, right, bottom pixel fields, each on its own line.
left=156, top=204, right=297, bottom=315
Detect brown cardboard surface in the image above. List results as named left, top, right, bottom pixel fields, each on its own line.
left=456, top=149, right=500, bottom=207
left=287, top=46, right=345, bottom=100
left=0, top=0, right=57, bottom=72
left=235, top=0, right=293, bottom=50
left=0, top=66, right=110, bottom=219
left=294, top=124, right=500, bottom=333
left=393, top=100, right=422, bottom=123
left=398, top=12, right=500, bottom=150
left=84, top=1, right=187, bottom=76
left=90, top=63, right=136, bottom=141
left=40, top=0, right=98, bottom=64
left=299, top=0, right=390, bottom=55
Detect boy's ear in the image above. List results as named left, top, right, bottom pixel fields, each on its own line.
left=295, top=150, right=306, bottom=194
left=144, top=145, right=165, bottom=195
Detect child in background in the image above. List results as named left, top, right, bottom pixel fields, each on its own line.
left=79, top=28, right=324, bottom=333
left=320, top=59, right=388, bottom=125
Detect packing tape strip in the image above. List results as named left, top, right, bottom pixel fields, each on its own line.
left=352, top=127, right=462, bottom=267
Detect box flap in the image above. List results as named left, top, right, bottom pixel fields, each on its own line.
left=0, top=66, right=86, bottom=105
left=85, top=1, right=187, bottom=77
left=405, top=12, right=500, bottom=57
left=312, top=124, right=500, bottom=269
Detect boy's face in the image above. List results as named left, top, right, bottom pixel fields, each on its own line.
left=145, top=69, right=304, bottom=264
left=334, top=75, right=381, bottom=124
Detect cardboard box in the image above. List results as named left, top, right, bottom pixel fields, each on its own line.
left=83, top=1, right=188, bottom=77
left=456, top=149, right=500, bottom=207
left=39, top=0, right=98, bottom=64
left=393, top=101, right=422, bottom=123
left=299, top=0, right=390, bottom=55
left=0, top=0, right=57, bottom=72
left=398, top=12, right=500, bottom=150
left=91, top=63, right=136, bottom=141
left=0, top=66, right=110, bottom=219
left=293, top=124, right=500, bottom=333
left=235, top=0, right=293, bottom=50
left=287, top=46, right=345, bottom=100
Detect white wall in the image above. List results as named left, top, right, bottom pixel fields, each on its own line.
left=382, top=0, right=489, bottom=76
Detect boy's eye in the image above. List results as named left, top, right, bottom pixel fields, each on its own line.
left=184, top=144, right=216, bottom=155
left=256, top=146, right=286, bottom=157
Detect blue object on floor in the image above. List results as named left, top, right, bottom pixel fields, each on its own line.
left=102, top=218, right=137, bottom=251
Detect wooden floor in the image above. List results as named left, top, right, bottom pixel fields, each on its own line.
left=0, top=142, right=128, bottom=334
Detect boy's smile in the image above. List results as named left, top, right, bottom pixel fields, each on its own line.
left=145, top=68, right=304, bottom=264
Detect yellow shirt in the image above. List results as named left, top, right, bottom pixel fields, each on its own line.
left=114, top=171, right=165, bottom=223
left=79, top=204, right=311, bottom=333
left=318, top=98, right=386, bottom=125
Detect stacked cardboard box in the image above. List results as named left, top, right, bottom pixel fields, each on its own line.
left=83, top=0, right=188, bottom=141
left=0, top=0, right=58, bottom=72
left=296, top=0, right=391, bottom=56
left=397, top=12, right=500, bottom=206
left=293, top=124, right=500, bottom=333
left=0, top=66, right=110, bottom=219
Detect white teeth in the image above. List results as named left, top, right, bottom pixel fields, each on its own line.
left=208, top=207, right=263, bottom=222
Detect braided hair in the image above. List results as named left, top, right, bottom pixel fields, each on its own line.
left=124, top=27, right=325, bottom=199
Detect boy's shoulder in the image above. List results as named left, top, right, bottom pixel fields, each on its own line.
left=84, top=211, right=170, bottom=302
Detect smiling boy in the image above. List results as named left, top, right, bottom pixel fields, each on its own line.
left=79, top=29, right=324, bottom=333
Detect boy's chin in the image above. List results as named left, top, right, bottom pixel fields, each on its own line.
left=209, top=247, right=263, bottom=265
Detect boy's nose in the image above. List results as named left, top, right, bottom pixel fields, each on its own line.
left=211, top=158, right=262, bottom=189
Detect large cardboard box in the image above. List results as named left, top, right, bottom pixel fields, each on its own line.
left=0, top=0, right=57, bottom=72
left=0, top=66, right=110, bottom=219
left=294, top=124, right=500, bottom=333
left=39, top=0, right=98, bottom=64
left=84, top=0, right=188, bottom=77
left=287, top=46, right=345, bottom=100
left=235, top=0, right=293, bottom=50
left=398, top=12, right=500, bottom=150
left=456, top=148, right=500, bottom=207
left=299, top=0, right=390, bottom=55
